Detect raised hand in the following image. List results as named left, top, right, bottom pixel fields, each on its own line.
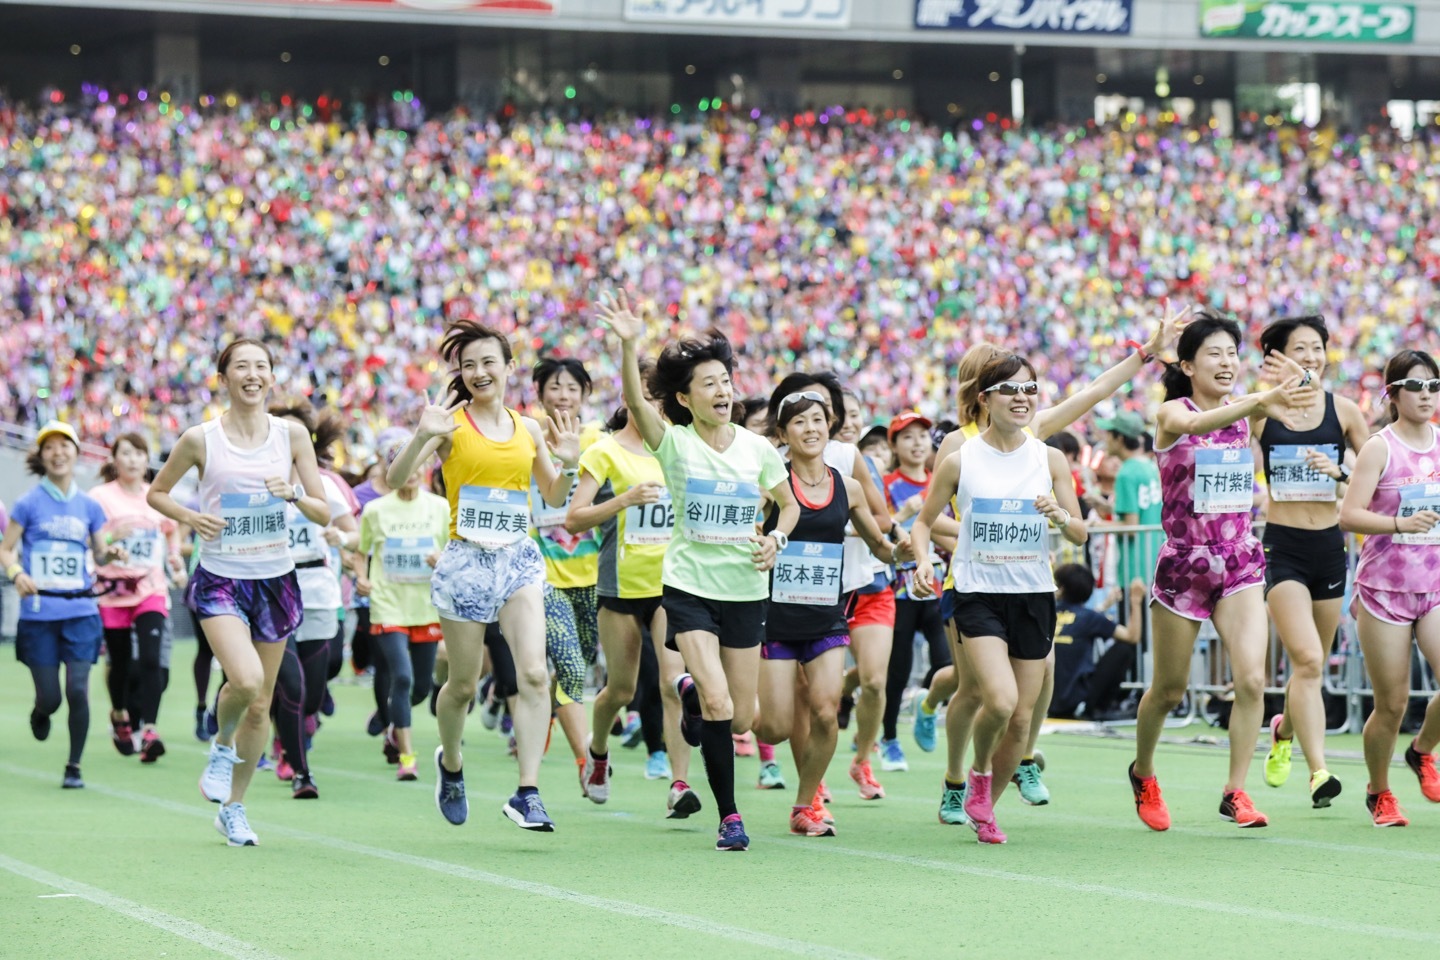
left=545, top=408, right=582, bottom=468
left=191, top=513, right=226, bottom=541
left=417, top=390, right=468, bottom=442
left=1143, top=299, right=1193, bottom=356
left=595, top=290, right=645, bottom=344
left=1259, top=373, right=1318, bottom=430
left=622, top=481, right=665, bottom=508
left=1261, top=349, right=1310, bottom=388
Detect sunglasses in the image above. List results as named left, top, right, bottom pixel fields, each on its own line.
left=1389, top=378, right=1440, bottom=394
left=778, top=390, right=829, bottom=411
left=983, top=381, right=1040, bottom=397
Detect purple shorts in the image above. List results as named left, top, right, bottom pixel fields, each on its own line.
left=1151, top=536, right=1264, bottom=622
left=762, top=632, right=849, bottom=664
left=186, top=566, right=304, bottom=642
left=1354, top=583, right=1440, bottom=626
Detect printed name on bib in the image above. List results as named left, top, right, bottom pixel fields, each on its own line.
left=1268, top=445, right=1338, bottom=502
left=970, top=498, right=1047, bottom=565
left=1193, top=448, right=1254, bottom=514
left=120, top=530, right=165, bottom=570
left=382, top=536, right=436, bottom=583
left=625, top=491, right=675, bottom=546
left=31, top=539, right=86, bottom=592
left=1396, top=482, right=1440, bottom=546
left=682, top=479, right=761, bottom=545
left=219, top=493, right=288, bottom=558
left=772, top=541, right=843, bottom=606
left=456, top=486, right=530, bottom=549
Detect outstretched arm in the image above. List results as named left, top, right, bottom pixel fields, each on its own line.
left=597, top=291, right=666, bottom=450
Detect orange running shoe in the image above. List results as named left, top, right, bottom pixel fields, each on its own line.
left=811, top=789, right=835, bottom=825
left=1367, top=788, right=1409, bottom=827
left=1128, top=761, right=1170, bottom=831
left=1219, top=789, right=1269, bottom=828
left=849, top=759, right=885, bottom=800
left=1404, top=741, right=1440, bottom=802
left=818, top=778, right=832, bottom=802
left=790, top=805, right=836, bottom=837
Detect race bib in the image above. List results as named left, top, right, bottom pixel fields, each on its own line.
left=31, top=539, right=86, bottom=592
left=456, top=486, right=530, bottom=549
left=772, top=541, right=843, bottom=606
left=287, top=515, right=326, bottom=563
left=120, top=530, right=165, bottom=570
left=1268, top=445, right=1338, bottom=503
left=1396, top=483, right=1440, bottom=546
left=219, top=493, right=288, bottom=558
left=682, top=479, right=761, bottom=545
left=1193, top=448, right=1254, bottom=514
left=529, top=478, right=571, bottom=530
left=624, top=492, right=675, bottom=546
left=969, top=498, right=1047, bottom=565
left=382, top=536, right=436, bottom=583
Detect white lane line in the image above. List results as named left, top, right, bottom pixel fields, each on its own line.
left=0, top=764, right=875, bottom=960
left=0, top=854, right=285, bottom=960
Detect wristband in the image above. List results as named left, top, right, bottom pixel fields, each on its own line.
left=769, top=530, right=789, bottom=552
left=1337, top=463, right=1351, bottom=483
left=5, top=563, right=22, bottom=580
left=1050, top=508, right=1072, bottom=530
left=562, top=466, right=579, bottom=479
left=1125, top=340, right=1154, bottom=363
left=288, top=483, right=305, bottom=503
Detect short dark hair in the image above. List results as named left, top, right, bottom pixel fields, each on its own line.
left=99, top=432, right=152, bottom=483
left=441, top=320, right=513, bottom=403
left=768, top=372, right=845, bottom=439
left=1111, top=430, right=1142, bottom=452
left=1384, top=349, right=1440, bottom=422
left=649, top=329, right=734, bottom=427
left=533, top=356, right=592, bottom=397
left=1046, top=430, right=1081, bottom=459
left=1055, top=563, right=1096, bottom=605
left=1259, top=315, right=1328, bottom=360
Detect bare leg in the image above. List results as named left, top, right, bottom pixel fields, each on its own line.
left=1133, top=603, right=1200, bottom=780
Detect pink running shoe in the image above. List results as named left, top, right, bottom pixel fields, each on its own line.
left=973, top=819, right=1008, bottom=844
left=849, top=759, right=886, bottom=800
left=963, top=770, right=995, bottom=826
left=275, top=756, right=295, bottom=782
left=790, top=805, right=836, bottom=837
left=818, top=778, right=832, bottom=802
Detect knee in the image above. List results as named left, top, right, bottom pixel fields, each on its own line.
left=1288, top=651, right=1323, bottom=682
left=984, top=689, right=1019, bottom=719
left=246, top=693, right=273, bottom=722
left=604, top=676, right=638, bottom=706
left=858, top=673, right=886, bottom=699
left=36, top=686, right=63, bottom=714
left=1232, top=670, right=1265, bottom=704
left=1147, top=682, right=1187, bottom=710
left=809, top=703, right=839, bottom=735
left=701, top=687, right=733, bottom=720
left=226, top=673, right=266, bottom=704
left=1371, top=694, right=1408, bottom=725
left=444, top=676, right=479, bottom=703
left=1006, top=712, right=1032, bottom=745
left=516, top=665, right=550, bottom=695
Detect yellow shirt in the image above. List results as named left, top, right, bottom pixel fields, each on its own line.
left=579, top=435, right=668, bottom=599
left=442, top=408, right=535, bottom=541
left=531, top=423, right=603, bottom=590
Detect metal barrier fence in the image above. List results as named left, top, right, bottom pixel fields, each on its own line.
left=1073, top=523, right=1438, bottom=734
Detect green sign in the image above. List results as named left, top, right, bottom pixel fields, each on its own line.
left=1199, top=1, right=1415, bottom=42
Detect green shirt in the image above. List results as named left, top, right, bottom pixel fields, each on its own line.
left=1113, top=456, right=1163, bottom=585
left=650, top=424, right=788, bottom=602
left=357, top=490, right=451, bottom=627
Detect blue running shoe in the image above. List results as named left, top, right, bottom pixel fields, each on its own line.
left=716, top=814, right=749, bottom=851
left=645, top=750, right=672, bottom=781
left=913, top=702, right=938, bottom=753
left=675, top=674, right=702, bottom=748
left=256, top=753, right=272, bottom=772
left=621, top=712, right=645, bottom=749
left=880, top=738, right=908, bottom=773
left=434, top=747, right=468, bottom=825
left=193, top=706, right=208, bottom=743
left=503, top=791, right=555, bottom=832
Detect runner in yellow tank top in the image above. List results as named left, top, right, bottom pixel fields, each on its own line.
left=388, top=319, right=582, bottom=833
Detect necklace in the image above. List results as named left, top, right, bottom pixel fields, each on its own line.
left=793, top=465, right=829, bottom=487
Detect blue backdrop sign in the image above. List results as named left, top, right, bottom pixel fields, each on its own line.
left=915, top=0, right=1133, bottom=33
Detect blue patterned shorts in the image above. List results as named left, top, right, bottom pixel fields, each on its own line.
left=431, top=538, right=545, bottom=624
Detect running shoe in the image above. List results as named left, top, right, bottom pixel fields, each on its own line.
left=973, top=819, right=1007, bottom=844
left=1032, top=748, right=1046, bottom=772
left=397, top=754, right=418, bottom=781
left=667, top=780, right=703, bottom=819
left=837, top=694, right=854, bottom=731
left=1263, top=713, right=1292, bottom=788
left=200, top=740, right=239, bottom=804
left=506, top=734, right=518, bottom=758
left=479, top=689, right=504, bottom=732
left=382, top=727, right=401, bottom=765
left=62, top=764, right=84, bottom=789
left=1367, top=788, right=1409, bottom=827
left=320, top=689, right=335, bottom=717
left=582, top=737, right=611, bottom=804
left=214, top=802, right=258, bottom=847
left=1310, top=770, right=1342, bottom=808
left=1012, top=759, right=1050, bottom=806
left=1128, top=761, right=1170, bottom=831
left=812, top=795, right=835, bottom=826
left=503, top=791, right=555, bottom=831
left=291, top=773, right=319, bottom=799
left=645, top=751, right=672, bottom=781
left=939, top=782, right=968, bottom=826
left=757, top=761, right=786, bottom=790
left=366, top=711, right=385, bottom=737
left=139, top=729, right=166, bottom=764
left=500, top=711, right=513, bottom=735
left=205, top=707, right=219, bottom=739
left=790, top=805, right=836, bottom=837
left=715, top=814, right=750, bottom=851
left=1404, top=740, right=1440, bottom=802
left=913, top=701, right=938, bottom=753
left=433, top=747, right=468, bottom=826
left=880, top=738, right=908, bottom=772
left=30, top=707, right=51, bottom=742
left=193, top=706, right=208, bottom=743
left=1219, top=789, right=1269, bottom=828
left=963, top=770, right=995, bottom=827
left=818, top=778, right=832, bottom=802
left=733, top=732, right=756, bottom=757
left=275, top=756, right=295, bottom=783
left=621, top=711, right=645, bottom=749
left=849, top=759, right=885, bottom=800
left=675, top=674, right=702, bottom=748
left=111, top=716, right=136, bottom=756
left=256, top=753, right=271, bottom=771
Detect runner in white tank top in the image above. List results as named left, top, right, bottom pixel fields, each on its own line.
left=147, top=339, right=331, bottom=847
left=910, top=353, right=1086, bottom=845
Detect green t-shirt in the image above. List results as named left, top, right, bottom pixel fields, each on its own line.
left=651, top=424, right=788, bottom=602
left=357, top=490, right=452, bottom=626
left=1113, top=456, right=1163, bottom=585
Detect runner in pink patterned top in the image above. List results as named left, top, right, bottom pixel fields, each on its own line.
left=1340, top=349, right=1440, bottom=828
left=1128, top=312, right=1312, bottom=834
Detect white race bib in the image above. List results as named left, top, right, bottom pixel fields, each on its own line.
left=1396, top=483, right=1440, bottom=546
left=529, top=478, right=571, bottom=530
left=1268, top=444, right=1338, bottom=503
left=969, top=498, right=1047, bottom=565
left=382, top=536, right=436, bottom=583
left=456, top=486, right=530, bottom=549
left=31, top=539, right=86, bottom=592
left=120, top=530, right=165, bottom=570
left=1193, top=448, right=1254, bottom=514
left=624, top=492, right=675, bottom=546
left=682, top=479, right=761, bottom=545
left=772, top=541, right=843, bottom=606
left=287, top=515, right=326, bottom=563
left=219, top=493, right=289, bottom=558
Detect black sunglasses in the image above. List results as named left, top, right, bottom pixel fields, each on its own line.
left=1389, top=378, right=1440, bottom=394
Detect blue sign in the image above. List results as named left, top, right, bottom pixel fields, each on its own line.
left=915, top=0, right=1133, bottom=33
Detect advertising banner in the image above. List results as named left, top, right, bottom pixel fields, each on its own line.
left=1199, top=1, right=1414, bottom=42
left=625, top=0, right=850, bottom=28
left=205, top=0, right=556, bottom=13
left=914, top=0, right=1133, bottom=34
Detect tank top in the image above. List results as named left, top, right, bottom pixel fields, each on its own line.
left=197, top=415, right=296, bottom=580
left=952, top=433, right=1055, bottom=594
left=943, top=420, right=1035, bottom=592
left=1156, top=398, right=1254, bottom=547
left=827, top=439, right=885, bottom=593
left=442, top=407, right=536, bottom=544
left=1355, top=424, right=1440, bottom=592
left=1259, top=393, right=1344, bottom=503
left=766, top=465, right=851, bottom=641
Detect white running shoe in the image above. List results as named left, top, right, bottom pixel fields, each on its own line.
left=200, top=740, right=239, bottom=804
left=213, top=802, right=259, bottom=846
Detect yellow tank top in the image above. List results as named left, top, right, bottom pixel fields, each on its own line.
left=443, top=408, right=536, bottom=540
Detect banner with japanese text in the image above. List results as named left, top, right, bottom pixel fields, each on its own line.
left=1199, top=1, right=1414, bottom=42
left=625, top=0, right=851, bottom=28
left=914, top=0, right=1132, bottom=33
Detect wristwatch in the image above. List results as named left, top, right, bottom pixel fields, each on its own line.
left=288, top=483, right=305, bottom=503
left=1336, top=464, right=1352, bottom=483
left=769, top=530, right=790, bottom=552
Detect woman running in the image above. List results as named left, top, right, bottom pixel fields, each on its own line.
left=598, top=291, right=798, bottom=852
left=1126, top=313, right=1311, bottom=832
left=1339, top=350, right=1440, bottom=827
left=387, top=319, right=581, bottom=832
left=2, top=421, right=130, bottom=789
left=566, top=361, right=701, bottom=817
left=356, top=438, right=450, bottom=781
left=1253, top=316, right=1369, bottom=808
left=147, top=338, right=332, bottom=846
left=912, top=354, right=1088, bottom=844
left=92, top=432, right=187, bottom=764
left=757, top=389, right=911, bottom=837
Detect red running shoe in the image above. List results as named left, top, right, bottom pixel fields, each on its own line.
left=1129, top=762, right=1170, bottom=831
left=1219, top=789, right=1269, bottom=828
left=1404, top=741, right=1440, bottom=802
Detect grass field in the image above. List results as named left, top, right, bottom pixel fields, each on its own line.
left=4, top=640, right=1438, bottom=960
